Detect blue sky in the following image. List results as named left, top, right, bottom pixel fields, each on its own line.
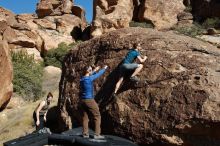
left=0, top=0, right=93, bottom=22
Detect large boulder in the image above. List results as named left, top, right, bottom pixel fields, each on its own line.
left=91, top=0, right=134, bottom=37
left=28, top=14, right=85, bottom=51
left=177, top=11, right=193, bottom=27
left=36, top=0, right=74, bottom=18
left=0, top=41, right=13, bottom=111
left=62, top=0, right=74, bottom=14
left=72, top=5, right=87, bottom=27
left=58, top=27, right=220, bottom=145
left=36, top=28, right=73, bottom=51
left=55, top=14, right=84, bottom=35
left=16, top=14, right=39, bottom=30
left=0, top=7, right=16, bottom=37
left=199, top=34, right=220, bottom=46
left=34, top=14, right=84, bottom=51
left=33, top=18, right=57, bottom=30
left=36, top=0, right=54, bottom=18
left=4, top=28, right=44, bottom=51
left=2, top=26, right=17, bottom=42
left=138, top=0, right=185, bottom=30
left=8, top=35, right=35, bottom=48
left=191, top=0, right=220, bottom=18
left=0, top=7, right=16, bottom=27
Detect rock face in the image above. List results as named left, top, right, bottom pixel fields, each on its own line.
left=91, top=0, right=134, bottom=37
left=191, top=0, right=220, bottom=18
left=0, top=1, right=85, bottom=108
left=0, top=7, right=16, bottom=27
left=36, top=0, right=74, bottom=18
left=0, top=2, right=86, bottom=60
left=71, top=5, right=87, bottom=27
left=177, top=11, right=193, bottom=27
left=199, top=34, right=220, bottom=46
left=138, top=0, right=185, bottom=30
left=58, top=27, right=220, bottom=145
left=91, top=0, right=185, bottom=37
left=0, top=41, right=13, bottom=111
left=34, top=15, right=83, bottom=51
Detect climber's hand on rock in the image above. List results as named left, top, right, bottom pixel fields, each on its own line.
left=94, top=66, right=100, bottom=72
left=104, top=65, right=108, bottom=69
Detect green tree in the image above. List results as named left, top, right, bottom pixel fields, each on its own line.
left=12, top=51, right=43, bottom=101
left=43, top=42, right=81, bottom=68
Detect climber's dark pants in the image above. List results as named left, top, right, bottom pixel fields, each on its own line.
left=33, top=112, right=45, bottom=131
left=80, top=99, right=101, bottom=135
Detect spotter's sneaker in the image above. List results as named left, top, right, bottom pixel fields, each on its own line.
left=83, top=134, right=89, bottom=138
left=94, top=135, right=105, bottom=139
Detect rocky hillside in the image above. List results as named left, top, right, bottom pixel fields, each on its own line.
left=0, top=0, right=86, bottom=61
left=0, top=0, right=86, bottom=110
left=58, top=27, right=220, bottom=145
left=91, top=0, right=220, bottom=37
left=91, top=0, right=185, bottom=37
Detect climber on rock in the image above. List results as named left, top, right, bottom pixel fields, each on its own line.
left=113, top=42, right=147, bottom=97
left=79, top=65, right=108, bottom=139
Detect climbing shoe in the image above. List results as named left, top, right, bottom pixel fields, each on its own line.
left=133, top=79, right=149, bottom=88
left=130, top=76, right=140, bottom=82
left=111, top=93, right=117, bottom=99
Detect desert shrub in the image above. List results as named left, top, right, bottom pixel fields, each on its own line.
left=174, top=17, right=220, bottom=37
left=173, top=23, right=204, bottom=37
left=202, top=17, right=220, bottom=29
left=12, top=51, right=43, bottom=101
left=129, top=21, right=154, bottom=28
left=43, top=42, right=81, bottom=68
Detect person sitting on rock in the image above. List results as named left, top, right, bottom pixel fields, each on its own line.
left=113, top=43, right=147, bottom=97
left=80, top=65, right=108, bottom=139
left=33, top=92, right=53, bottom=131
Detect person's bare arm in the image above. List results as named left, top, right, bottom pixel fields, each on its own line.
left=36, top=101, right=46, bottom=125
left=137, top=56, right=147, bottom=63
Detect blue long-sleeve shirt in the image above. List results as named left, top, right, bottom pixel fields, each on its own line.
left=80, top=69, right=106, bottom=99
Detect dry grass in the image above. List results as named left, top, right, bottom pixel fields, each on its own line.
left=0, top=93, right=58, bottom=146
